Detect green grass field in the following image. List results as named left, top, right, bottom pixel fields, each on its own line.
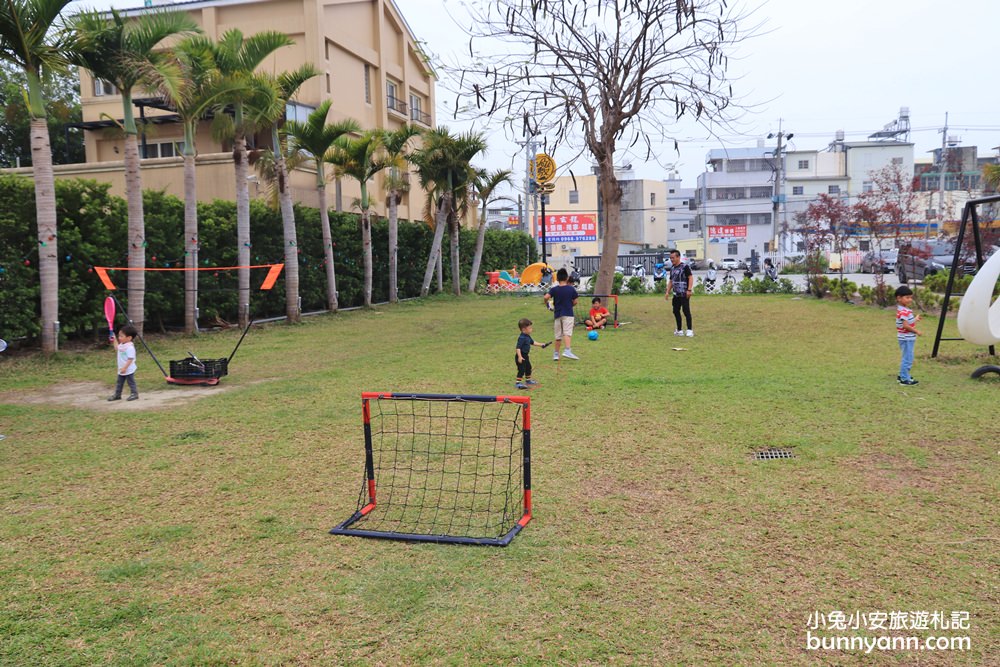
left=1, top=294, right=997, bottom=665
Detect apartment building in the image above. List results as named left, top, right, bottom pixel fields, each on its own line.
left=694, top=138, right=914, bottom=262
left=64, top=0, right=435, bottom=219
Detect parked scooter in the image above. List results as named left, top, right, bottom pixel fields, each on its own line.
left=633, top=263, right=646, bottom=278
left=652, top=261, right=667, bottom=282
left=705, top=261, right=718, bottom=291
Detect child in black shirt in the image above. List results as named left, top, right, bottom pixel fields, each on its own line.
left=515, top=318, right=549, bottom=389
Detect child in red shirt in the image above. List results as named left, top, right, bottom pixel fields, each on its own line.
left=586, top=297, right=610, bottom=330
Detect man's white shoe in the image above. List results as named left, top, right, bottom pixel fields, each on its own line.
left=686, top=330, right=694, bottom=337
left=673, top=330, right=684, bottom=336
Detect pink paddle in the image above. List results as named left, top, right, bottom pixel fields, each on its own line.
left=103, top=297, right=116, bottom=341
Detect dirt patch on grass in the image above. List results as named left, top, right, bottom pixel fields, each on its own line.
left=2, top=381, right=233, bottom=412
left=843, top=451, right=960, bottom=494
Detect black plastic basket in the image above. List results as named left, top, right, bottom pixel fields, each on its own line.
left=169, top=357, right=228, bottom=379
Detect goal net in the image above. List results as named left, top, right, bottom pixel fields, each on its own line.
left=330, top=392, right=532, bottom=546
left=573, top=293, right=619, bottom=328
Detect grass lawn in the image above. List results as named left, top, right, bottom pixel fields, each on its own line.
left=1, top=293, right=997, bottom=665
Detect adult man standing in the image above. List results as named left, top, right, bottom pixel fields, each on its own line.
left=665, top=250, right=694, bottom=337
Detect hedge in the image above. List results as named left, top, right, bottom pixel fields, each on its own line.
left=0, top=174, right=538, bottom=343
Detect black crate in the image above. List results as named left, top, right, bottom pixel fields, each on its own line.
left=169, top=357, right=228, bottom=379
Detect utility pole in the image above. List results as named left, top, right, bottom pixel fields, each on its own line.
left=515, top=137, right=538, bottom=238
left=768, top=121, right=792, bottom=254
left=933, top=112, right=949, bottom=240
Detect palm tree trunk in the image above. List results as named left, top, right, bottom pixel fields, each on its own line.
left=183, top=151, right=198, bottom=334
left=388, top=191, right=399, bottom=303
left=317, top=183, right=338, bottom=312
left=234, top=134, right=251, bottom=328
left=436, top=251, right=443, bottom=292
left=277, top=154, right=301, bottom=322
left=362, top=209, right=373, bottom=307
left=30, top=118, right=59, bottom=353
left=420, top=195, right=449, bottom=296
left=450, top=217, right=461, bottom=296
left=467, top=208, right=488, bottom=293
left=123, top=133, right=146, bottom=335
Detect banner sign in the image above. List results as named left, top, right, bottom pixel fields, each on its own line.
left=507, top=215, right=520, bottom=226
left=535, top=214, right=598, bottom=242
left=708, top=225, right=747, bottom=240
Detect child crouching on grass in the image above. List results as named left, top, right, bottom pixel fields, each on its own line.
left=109, top=324, right=139, bottom=401
left=515, top=318, right=549, bottom=390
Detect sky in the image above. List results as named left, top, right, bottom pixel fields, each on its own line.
left=68, top=0, right=1000, bottom=189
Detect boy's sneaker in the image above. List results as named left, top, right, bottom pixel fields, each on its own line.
left=515, top=382, right=528, bottom=390
left=127, top=394, right=139, bottom=401
left=553, top=352, right=560, bottom=361
left=673, top=330, right=684, bottom=336
left=562, top=350, right=580, bottom=360
left=686, top=330, right=694, bottom=337
left=898, top=378, right=919, bottom=386
left=107, top=395, right=121, bottom=402
left=525, top=379, right=538, bottom=385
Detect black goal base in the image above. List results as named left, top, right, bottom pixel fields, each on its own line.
left=330, top=513, right=528, bottom=547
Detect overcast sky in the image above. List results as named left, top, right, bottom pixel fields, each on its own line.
left=396, top=0, right=1000, bottom=186
left=69, top=0, right=1000, bottom=188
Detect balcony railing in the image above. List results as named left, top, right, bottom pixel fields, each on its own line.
left=387, top=95, right=408, bottom=116
left=410, top=108, right=431, bottom=126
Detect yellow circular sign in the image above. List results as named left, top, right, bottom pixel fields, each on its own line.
left=534, top=153, right=556, bottom=183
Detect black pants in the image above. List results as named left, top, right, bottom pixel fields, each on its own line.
left=515, top=354, right=532, bottom=380
left=672, top=295, right=692, bottom=330
left=114, top=372, right=138, bottom=397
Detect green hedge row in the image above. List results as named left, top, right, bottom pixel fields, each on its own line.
left=0, top=174, right=538, bottom=343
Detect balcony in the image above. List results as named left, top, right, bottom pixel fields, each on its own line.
left=387, top=95, right=408, bottom=117
left=410, top=108, right=431, bottom=126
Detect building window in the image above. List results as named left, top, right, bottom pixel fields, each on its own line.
left=792, top=186, right=804, bottom=195
left=364, top=64, right=371, bottom=104
left=828, top=185, right=840, bottom=195
left=669, top=228, right=676, bottom=233
left=93, top=79, right=117, bottom=96
left=569, top=190, right=579, bottom=204
left=326, top=73, right=331, bottom=93
left=892, top=157, right=903, bottom=165
left=681, top=200, right=688, bottom=205
left=712, top=187, right=745, bottom=200
left=749, top=186, right=772, bottom=199
left=650, top=192, right=656, bottom=206
left=797, top=159, right=809, bottom=169
left=409, top=93, right=421, bottom=120
left=863, top=180, right=873, bottom=193
left=143, top=141, right=182, bottom=159
left=386, top=80, right=402, bottom=113
left=727, top=242, right=738, bottom=255
left=669, top=188, right=675, bottom=194
left=669, top=207, right=675, bottom=212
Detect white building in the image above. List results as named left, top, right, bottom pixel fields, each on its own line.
left=665, top=173, right=698, bottom=244
left=695, top=137, right=915, bottom=260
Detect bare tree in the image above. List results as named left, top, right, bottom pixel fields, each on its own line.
left=801, top=194, right=851, bottom=300
left=437, top=0, right=755, bottom=295
left=854, top=163, right=920, bottom=306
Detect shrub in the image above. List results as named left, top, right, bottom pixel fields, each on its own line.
left=625, top=276, right=646, bottom=294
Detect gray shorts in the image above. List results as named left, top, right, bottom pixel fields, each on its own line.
left=554, top=316, right=575, bottom=339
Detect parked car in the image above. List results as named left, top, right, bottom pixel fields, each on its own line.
left=720, top=258, right=740, bottom=270
left=684, top=257, right=702, bottom=270
left=861, top=249, right=898, bottom=274
left=896, top=240, right=956, bottom=283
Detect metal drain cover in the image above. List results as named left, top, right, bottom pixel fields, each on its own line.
left=751, top=447, right=795, bottom=461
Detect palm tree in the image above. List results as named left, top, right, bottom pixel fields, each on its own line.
left=283, top=102, right=359, bottom=313
left=467, top=169, right=512, bottom=292
left=0, top=0, right=74, bottom=352
left=257, top=64, right=318, bottom=323
left=380, top=125, right=419, bottom=303
left=210, top=29, right=291, bottom=328
left=157, top=36, right=241, bottom=334
left=327, top=130, right=386, bottom=307
left=410, top=128, right=487, bottom=297
left=69, top=9, right=199, bottom=336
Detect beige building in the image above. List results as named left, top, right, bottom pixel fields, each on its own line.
left=542, top=170, right=668, bottom=267
left=14, top=0, right=435, bottom=220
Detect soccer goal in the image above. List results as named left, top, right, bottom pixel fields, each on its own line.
left=573, top=293, right=619, bottom=328
left=331, top=392, right=532, bottom=546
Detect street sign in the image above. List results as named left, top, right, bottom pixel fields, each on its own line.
left=534, top=153, right=556, bottom=183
